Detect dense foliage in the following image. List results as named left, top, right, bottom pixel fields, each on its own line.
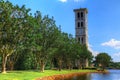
left=95, top=53, right=112, bottom=70
left=0, top=0, right=93, bottom=73
left=109, top=62, right=120, bottom=69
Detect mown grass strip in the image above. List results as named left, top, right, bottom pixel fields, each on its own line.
left=0, top=70, right=97, bottom=80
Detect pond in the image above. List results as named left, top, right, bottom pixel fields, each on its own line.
left=66, top=70, right=120, bottom=80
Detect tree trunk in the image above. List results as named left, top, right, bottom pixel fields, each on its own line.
left=78, top=64, right=82, bottom=69
left=102, top=65, right=105, bottom=71
left=68, top=65, right=71, bottom=70
left=85, top=58, right=89, bottom=67
left=50, top=61, right=53, bottom=70
left=58, top=60, right=62, bottom=71
left=34, top=61, right=39, bottom=70
left=9, top=61, right=14, bottom=71
left=68, top=62, right=72, bottom=70
left=40, top=60, right=45, bottom=72
left=7, top=58, right=14, bottom=71
left=69, top=65, right=72, bottom=70
left=1, top=54, right=7, bottom=73
left=78, top=60, right=82, bottom=69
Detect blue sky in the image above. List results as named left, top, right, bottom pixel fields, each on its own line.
left=9, top=0, right=120, bottom=62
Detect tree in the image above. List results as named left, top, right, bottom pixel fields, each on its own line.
left=95, top=53, right=112, bottom=70
left=79, top=45, right=93, bottom=68
left=65, top=34, right=76, bottom=70
left=0, top=0, right=31, bottom=73
left=39, top=16, right=60, bottom=72
left=74, top=44, right=93, bottom=69
left=32, top=12, right=60, bottom=72
left=0, top=45, right=14, bottom=73
left=53, top=33, right=76, bottom=71
left=0, top=0, right=17, bottom=73
left=53, top=32, right=69, bottom=71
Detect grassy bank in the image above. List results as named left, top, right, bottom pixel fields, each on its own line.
left=0, top=70, right=97, bottom=80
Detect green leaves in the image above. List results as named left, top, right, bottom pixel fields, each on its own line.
left=0, top=44, right=14, bottom=56
left=95, top=53, right=112, bottom=69
left=0, top=0, right=94, bottom=71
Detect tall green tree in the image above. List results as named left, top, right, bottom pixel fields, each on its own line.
left=54, top=33, right=72, bottom=71
left=63, top=34, right=76, bottom=70
left=79, top=45, right=93, bottom=68
left=32, top=12, right=60, bottom=72
left=95, top=53, right=112, bottom=70
left=0, top=0, right=17, bottom=73
left=73, top=44, right=93, bottom=69
left=0, top=0, right=31, bottom=73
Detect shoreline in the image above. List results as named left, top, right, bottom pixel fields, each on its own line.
left=36, top=70, right=108, bottom=80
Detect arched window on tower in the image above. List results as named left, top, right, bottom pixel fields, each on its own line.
left=81, top=37, right=84, bottom=44
left=77, top=12, right=80, bottom=19
left=78, top=37, right=80, bottom=42
left=81, top=22, right=83, bottom=27
left=81, top=12, right=83, bottom=20
left=78, top=22, right=80, bottom=28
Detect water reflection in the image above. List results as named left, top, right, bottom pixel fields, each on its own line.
left=65, top=70, right=120, bottom=80
left=65, top=74, right=90, bottom=80
left=73, top=74, right=91, bottom=80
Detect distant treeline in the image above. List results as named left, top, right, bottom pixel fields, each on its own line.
left=109, top=62, right=120, bottom=69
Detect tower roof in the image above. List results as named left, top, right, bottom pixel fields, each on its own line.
left=74, top=8, right=88, bottom=13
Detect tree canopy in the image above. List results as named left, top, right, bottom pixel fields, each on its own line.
left=95, top=52, right=112, bottom=70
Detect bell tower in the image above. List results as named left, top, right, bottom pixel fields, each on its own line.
left=74, top=8, right=89, bottom=67
left=74, top=8, right=88, bottom=46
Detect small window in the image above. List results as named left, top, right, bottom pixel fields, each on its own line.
left=81, top=12, right=83, bottom=18
left=81, top=37, right=84, bottom=44
left=78, top=22, right=80, bottom=27
left=81, top=22, right=83, bottom=27
left=78, top=37, right=80, bottom=42
left=77, top=12, right=80, bottom=19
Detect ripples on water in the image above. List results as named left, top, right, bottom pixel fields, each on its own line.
left=66, top=70, right=120, bottom=80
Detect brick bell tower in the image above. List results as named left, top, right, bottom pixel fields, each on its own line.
left=74, top=8, right=88, bottom=67
left=74, top=8, right=88, bottom=46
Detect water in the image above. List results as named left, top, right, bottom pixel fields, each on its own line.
left=67, top=70, right=120, bottom=80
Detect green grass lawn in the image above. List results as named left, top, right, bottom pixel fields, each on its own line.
left=0, top=70, right=96, bottom=80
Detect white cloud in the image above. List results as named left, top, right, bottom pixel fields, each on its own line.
left=59, top=0, right=67, bottom=3
left=88, top=43, right=99, bottom=57
left=88, top=44, right=120, bottom=62
left=101, top=39, right=120, bottom=49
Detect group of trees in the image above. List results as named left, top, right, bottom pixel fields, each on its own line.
left=0, top=0, right=93, bottom=73
left=109, top=62, right=120, bottom=69
left=0, top=0, right=112, bottom=73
